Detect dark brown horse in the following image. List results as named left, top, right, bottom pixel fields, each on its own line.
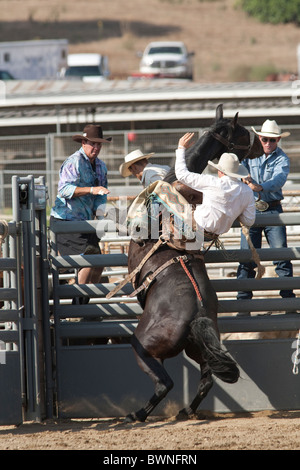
left=125, top=104, right=262, bottom=422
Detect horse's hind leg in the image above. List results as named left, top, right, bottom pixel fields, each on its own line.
left=125, top=335, right=174, bottom=423
left=177, top=316, right=239, bottom=419
left=177, top=361, right=213, bottom=419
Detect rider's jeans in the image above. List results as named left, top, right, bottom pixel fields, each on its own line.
left=237, top=205, right=295, bottom=300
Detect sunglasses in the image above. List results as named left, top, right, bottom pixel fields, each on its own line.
left=85, top=140, right=102, bottom=148
left=261, top=137, right=277, bottom=143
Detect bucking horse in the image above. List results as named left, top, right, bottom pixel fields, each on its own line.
left=109, top=104, right=262, bottom=423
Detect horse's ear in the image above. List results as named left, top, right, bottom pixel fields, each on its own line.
left=216, top=103, right=223, bottom=121
left=231, top=112, right=239, bottom=128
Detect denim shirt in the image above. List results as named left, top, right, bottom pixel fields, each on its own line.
left=241, top=146, right=290, bottom=202
left=50, top=148, right=108, bottom=221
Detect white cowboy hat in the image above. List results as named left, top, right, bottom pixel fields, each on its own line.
left=251, top=119, right=290, bottom=138
left=208, top=152, right=248, bottom=179
left=119, top=149, right=155, bottom=177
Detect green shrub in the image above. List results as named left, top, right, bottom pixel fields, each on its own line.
left=237, top=0, right=300, bottom=25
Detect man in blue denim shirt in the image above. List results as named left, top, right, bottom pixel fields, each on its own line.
left=51, top=124, right=111, bottom=288
left=236, top=120, right=295, bottom=314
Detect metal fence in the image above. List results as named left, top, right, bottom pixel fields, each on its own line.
left=1, top=175, right=300, bottom=424
left=1, top=126, right=300, bottom=211
left=49, top=210, right=300, bottom=418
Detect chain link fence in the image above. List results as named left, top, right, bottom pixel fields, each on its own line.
left=0, top=127, right=300, bottom=212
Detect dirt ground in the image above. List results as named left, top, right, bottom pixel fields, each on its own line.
left=0, top=410, right=300, bottom=450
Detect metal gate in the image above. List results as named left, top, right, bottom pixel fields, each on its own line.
left=0, top=175, right=51, bottom=425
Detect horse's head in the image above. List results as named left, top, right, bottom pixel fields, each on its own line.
left=164, top=104, right=263, bottom=183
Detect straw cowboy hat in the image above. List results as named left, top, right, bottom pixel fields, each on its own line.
left=119, top=149, right=155, bottom=177
left=208, top=152, right=248, bottom=179
left=72, top=124, right=112, bottom=144
left=251, top=120, right=290, bottom=138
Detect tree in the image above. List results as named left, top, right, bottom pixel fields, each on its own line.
left=238, top=0, right=300, bottom=25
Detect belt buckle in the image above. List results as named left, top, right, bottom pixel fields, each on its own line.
left=255, top=200, right=269, bottom=212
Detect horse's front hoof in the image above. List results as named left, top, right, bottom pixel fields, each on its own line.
left=124, top=413, right=137, bottom=423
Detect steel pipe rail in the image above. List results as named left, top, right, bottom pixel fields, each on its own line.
left=218, top=313, right=300, bottom=333
left=52, top=253, right=128, bottom=269
left=205, top=247, right=300, bottom=263
left=56, top=303, right=142, bottom=320
left=50, top=212, right=300, bottom=234
left=56, top=312, right=300, bottom=338
left=56, top=277, right=300, bottom=300
left=218, top=297, right=300, bottom=315
left=212, top=277, right=300, bottom=292
left=50, top=246, right=300, bottom=269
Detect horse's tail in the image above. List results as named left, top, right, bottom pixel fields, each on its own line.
left=190, top=317, right=239, bottom=384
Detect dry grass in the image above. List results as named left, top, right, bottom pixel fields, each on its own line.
left=0, top=0, right=299, bottom=82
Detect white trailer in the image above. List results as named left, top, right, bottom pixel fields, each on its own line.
left=60, top=53, right=110, bottom=82
left=0, top=39, right=68, bottom=80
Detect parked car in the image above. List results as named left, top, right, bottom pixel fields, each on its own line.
left=0, top=70, right=14, bottom=80
left=139, top=41, right=194, bottom=79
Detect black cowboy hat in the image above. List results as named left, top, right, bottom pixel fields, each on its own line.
left=72, top=124, right=112, bottom=144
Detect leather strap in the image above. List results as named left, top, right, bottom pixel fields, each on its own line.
left=106, top=237, right=166, bottom=299
left=129, top=253, right=203, bottom=298
left=129, top=256, right=181, bottom=298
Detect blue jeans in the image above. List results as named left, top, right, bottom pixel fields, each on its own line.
left=237, top=205, right=295, bottom=299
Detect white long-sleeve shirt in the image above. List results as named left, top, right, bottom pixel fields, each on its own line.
left=175, top=148, right=256, bottom=235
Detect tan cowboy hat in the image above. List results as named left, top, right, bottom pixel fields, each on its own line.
left=72, top=124, right=112, bottom=144
left=208, top=152, right=248, bottom=179
left=251, top=119, right=290, bottom=138
left=119, top=149, right=155, bottom=177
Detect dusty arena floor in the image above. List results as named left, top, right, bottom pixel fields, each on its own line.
left=0, top=410, right=300, bottom=451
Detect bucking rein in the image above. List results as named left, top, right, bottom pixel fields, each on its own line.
left=106, top=181, right=264, bottom=302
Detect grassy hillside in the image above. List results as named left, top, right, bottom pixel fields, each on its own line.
left=0, top=0, right=299, bottom=82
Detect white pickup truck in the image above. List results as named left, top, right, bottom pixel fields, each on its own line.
left=139, top=41, right=194, bottom=79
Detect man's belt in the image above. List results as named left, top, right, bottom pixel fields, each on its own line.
left=267, top=200, right=281, bottom=207
left=255, top=199, right=281, bottom=211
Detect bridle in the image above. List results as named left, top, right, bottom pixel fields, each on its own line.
left=210, top=127, right=254, bottom=159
